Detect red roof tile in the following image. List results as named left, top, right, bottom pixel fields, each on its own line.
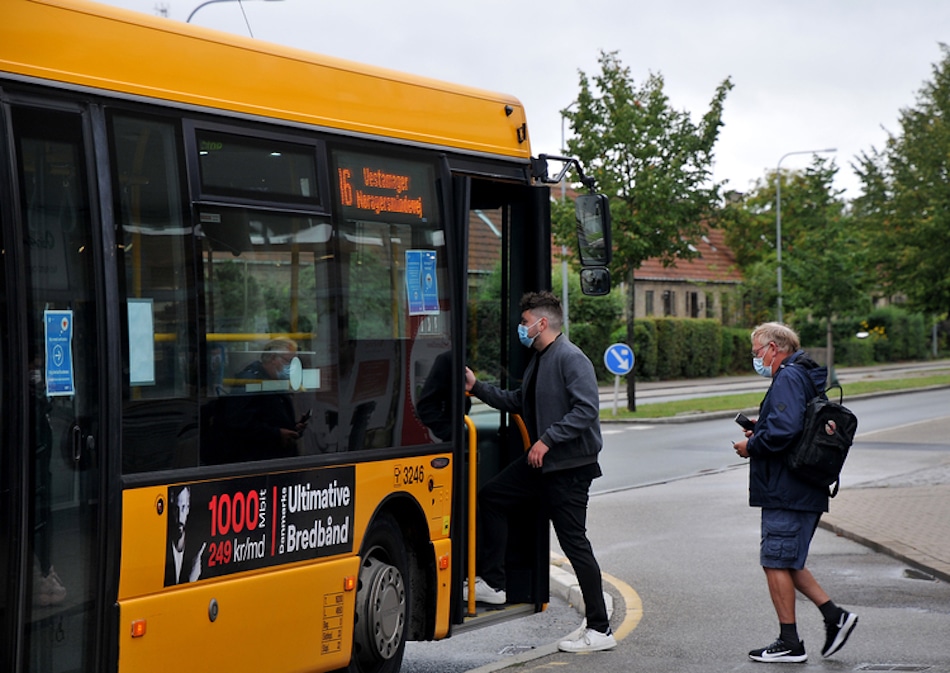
left=634, top=226, right=742, bottom=284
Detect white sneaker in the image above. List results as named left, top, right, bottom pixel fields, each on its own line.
left=34, top=567, right=67, bottom=606
left=558, top=627, right=617, bottom=653
left=462, top=576, right=506, bottom=605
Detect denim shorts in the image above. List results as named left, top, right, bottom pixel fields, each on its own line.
left=760, top=508, right=821, bottom=569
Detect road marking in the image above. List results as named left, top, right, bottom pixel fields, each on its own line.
left=603, top=426, right=653, bottom=435
left=602, top=570, right=643, bottom=642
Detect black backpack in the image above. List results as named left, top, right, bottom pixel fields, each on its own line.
left=785, top=382, right=858, bottom=497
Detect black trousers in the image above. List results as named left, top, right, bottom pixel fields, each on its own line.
left=477, top=456, right=610, bottom=633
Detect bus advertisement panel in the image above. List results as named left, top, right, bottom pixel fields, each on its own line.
left=163, top=466, right=355, bottom=586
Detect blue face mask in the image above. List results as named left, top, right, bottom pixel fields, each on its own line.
left=517, top=319, right=542, bottom=348
left=753, top=357, right=772, bottom=378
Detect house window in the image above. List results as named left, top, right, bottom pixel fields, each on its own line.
left=687, top=291, right=700, bottom=318
left=706, top=292, right=715, bottom=319
left=662, top=290, right=675, bottom=316
left=645, top=290, right=654, bottom=316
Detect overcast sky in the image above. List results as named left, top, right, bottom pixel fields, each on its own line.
left=98, top=0, right=950, bottom=199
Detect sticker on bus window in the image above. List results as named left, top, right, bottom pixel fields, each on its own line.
left=406, top=249, right=439, bottom=316
left=127, top=299, right=156, bottom=386
left=164, top=466, right=355, bottom=586
left=44, top=309, right=75, bottom=397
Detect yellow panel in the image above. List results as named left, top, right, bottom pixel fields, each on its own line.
left=120, top=487, right=169, bottom=599
left=352, top=454, right=453, bottom=545
left=119, top=559, right=358, bottom=673
left=431, top=537, right=453, bottom=639
left=1, top=0, right=531, bottom=159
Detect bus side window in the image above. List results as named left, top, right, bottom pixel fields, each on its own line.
left=198, top=207, right=336, bottom=463
left=110, top=114, right=199, bottom=473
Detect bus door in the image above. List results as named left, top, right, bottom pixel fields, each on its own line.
left=453, top=174, right=551, bottom=627
left=1, top=99, right=106, bottom=673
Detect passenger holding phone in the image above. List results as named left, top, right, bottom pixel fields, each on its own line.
left=732, top=323, right=858, bottom=664
left=219, top=338, right=307, bottom=460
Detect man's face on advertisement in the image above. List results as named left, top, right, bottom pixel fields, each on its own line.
left=174, top=487, right=191, bottom=539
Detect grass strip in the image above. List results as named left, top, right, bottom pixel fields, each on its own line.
left=601, top=374, right=950, bottom=420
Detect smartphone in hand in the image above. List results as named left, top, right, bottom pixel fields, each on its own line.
left=734, top=412, right=756, bottom=432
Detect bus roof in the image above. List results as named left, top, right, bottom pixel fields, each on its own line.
left=1, top=0, right=532, bottom=161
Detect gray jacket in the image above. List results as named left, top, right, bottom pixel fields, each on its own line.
left=470, top=335, right=602, bottom=473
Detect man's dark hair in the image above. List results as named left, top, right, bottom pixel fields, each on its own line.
left=520, top=291, right=563, bottom=330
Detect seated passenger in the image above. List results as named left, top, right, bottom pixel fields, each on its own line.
left=214, top=338, right=307, bottom=461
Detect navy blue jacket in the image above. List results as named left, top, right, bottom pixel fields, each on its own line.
left=746, top=351, right=829, bottom=512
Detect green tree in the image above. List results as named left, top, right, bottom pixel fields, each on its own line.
left=720, top=157, right=870, bottom=373
left=719, top=186, right=781, bottom=326
left=854, top=43, right=950, bottom=320
left=556, top=50, right=732, bottom=409
left=781, top=158, right=871, bottom=376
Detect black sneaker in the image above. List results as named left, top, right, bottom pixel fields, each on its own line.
left=749, top=638, right=807, bottom=663
left=822, top=610, right=858, bottom=657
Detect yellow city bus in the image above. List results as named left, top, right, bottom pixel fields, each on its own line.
left=0, top=1, right=611, bottom=672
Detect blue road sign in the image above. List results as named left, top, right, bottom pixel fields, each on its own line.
left=604, top=343, right=634, bottom=376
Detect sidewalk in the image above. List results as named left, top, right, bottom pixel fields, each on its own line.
left=822, top=479, right=950, bottom=583
left=820, top=413, right=950, bottom=583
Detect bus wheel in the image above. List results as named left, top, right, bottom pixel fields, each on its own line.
left=351, top=516, right=408, bottom=673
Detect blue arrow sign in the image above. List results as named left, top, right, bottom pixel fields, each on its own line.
left=604, top=343, right=634, bottom=376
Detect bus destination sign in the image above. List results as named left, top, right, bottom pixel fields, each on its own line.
left=333, top=150, right=435, bottom=225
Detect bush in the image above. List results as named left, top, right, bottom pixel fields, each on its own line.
left=721, top=327, right=751, bottom=375
left=654, top=319, right=684, bottom=379
left=632, top=318, right=722, bottom=380
left=632, top=321, right=657, bottom=381
left=684, top=319, right=722, bottom=378
left=835, top=337, right=875, bottom=366
left=585, top=305, right=932, bottom=384
left=798, top=307, right=931, bottom=366
left=570, top=321, right=609, bottom=379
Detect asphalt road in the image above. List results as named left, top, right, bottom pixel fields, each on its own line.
left=402, top=369, right=950, bottom=673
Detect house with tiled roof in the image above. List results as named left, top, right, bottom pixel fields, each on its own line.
left=633, top=226, right=743, bottom=324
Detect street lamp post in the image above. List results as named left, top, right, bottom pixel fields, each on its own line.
left=559, top=101, right=578, bottom=337
left=775, top=147, right=836, bottom=323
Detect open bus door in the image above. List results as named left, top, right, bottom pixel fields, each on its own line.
left=451, top=156, right=612, bottom=633
left=447, top=176, right=550, bottom=632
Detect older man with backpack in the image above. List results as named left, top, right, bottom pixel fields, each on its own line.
left=732, top=322, right=859, bottom=663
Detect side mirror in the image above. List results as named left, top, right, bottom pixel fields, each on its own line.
left=575, top=194, right=611, bottom=267
left=580, top=267, right=611, bottom=296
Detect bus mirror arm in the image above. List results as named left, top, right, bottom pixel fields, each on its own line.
left=532, top=154, right=597, bottom=191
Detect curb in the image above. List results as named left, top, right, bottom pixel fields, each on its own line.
left=819, top=518, right=950, bottom=585
left=549, top=553, right=614, bottom=620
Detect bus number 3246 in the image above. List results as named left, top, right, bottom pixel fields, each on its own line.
left=394, top=465, right=424, bottom=488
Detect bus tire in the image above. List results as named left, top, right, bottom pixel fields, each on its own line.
left=349, top=514, right=408, bottom=673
